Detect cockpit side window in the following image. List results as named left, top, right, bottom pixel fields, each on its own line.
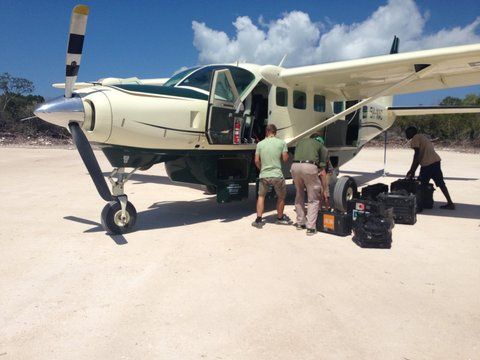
left=178, top=65, right=255, bottom=96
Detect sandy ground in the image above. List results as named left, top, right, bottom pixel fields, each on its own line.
left=0, top=147, right=479, bottom=359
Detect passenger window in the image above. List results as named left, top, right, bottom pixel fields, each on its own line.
left=293, top=91, right=306, bottom=109
left=276, top=87, right=288, bottom=107
left=314, top=95, right=325, bottom=112
left=334, top=101, right=344, bottom=114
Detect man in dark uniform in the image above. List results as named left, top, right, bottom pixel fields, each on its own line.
left=291, top=133, right=329, bottom=235
left=405, top=126, right=455, bottom=210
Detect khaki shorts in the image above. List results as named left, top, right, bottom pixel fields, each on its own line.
left=258, top=178, right=286, bottom=199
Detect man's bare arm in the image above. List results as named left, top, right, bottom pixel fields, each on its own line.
left=319, top=168, right=328, bottom=192
left=255, top=154, right=261, bottom=170
left=407, top=148, right=420, bottom=178
left=281, top=151, right=289, bottom=162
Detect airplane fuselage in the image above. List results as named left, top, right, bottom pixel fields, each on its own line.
left=64, top=63, right=395, bottom=189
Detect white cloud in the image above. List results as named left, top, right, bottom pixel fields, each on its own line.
left=191, top=0, right=480, bottom=66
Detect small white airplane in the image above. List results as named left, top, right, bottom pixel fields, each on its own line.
left=34, top=5, right=480, bottom=234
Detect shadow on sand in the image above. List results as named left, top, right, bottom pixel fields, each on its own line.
left=418, top=203, right=480, bottom=220
left=102, top=172, right=205, bottom=191
left=63, top=216, right=128, bottom=245
left=341, top=169, right=478, bottom=184
left=63, top=185, right=298, bottom=243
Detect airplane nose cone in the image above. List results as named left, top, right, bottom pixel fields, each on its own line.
left=34, top=96, right=85, bottom=128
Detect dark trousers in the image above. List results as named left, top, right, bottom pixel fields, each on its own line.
left=419, top=161, right=445, bottom=187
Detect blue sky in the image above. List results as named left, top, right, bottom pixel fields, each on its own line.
left=1, top=0, right=479, bottom=105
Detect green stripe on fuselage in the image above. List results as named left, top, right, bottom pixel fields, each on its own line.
left=113, top=84, right=208, bottom=100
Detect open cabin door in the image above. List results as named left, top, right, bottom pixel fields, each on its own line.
left=206, top=69, right=244, bottom=145
left=325, top=100, right=360, bottom=147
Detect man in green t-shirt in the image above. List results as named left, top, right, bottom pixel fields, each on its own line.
left=252, top=124, right=290, bottom=228
left=291, top=133, right=329, bottom=235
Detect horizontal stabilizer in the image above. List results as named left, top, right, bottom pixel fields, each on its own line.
left=388, top=106, right=480, bottom=116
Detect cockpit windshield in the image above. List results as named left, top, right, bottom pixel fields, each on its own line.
left=166, top=65, right=255, bottom=96
left=162, top=67, right=200, bottom=87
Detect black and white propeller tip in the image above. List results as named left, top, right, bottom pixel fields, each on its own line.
left=65, top=4, right=90, bottom=98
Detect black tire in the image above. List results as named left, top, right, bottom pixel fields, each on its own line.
left=205, top=185, right=217, bottom=195
left=333, top=176, right=357, bottom=212
left=101, top=200, right=137, bottom=235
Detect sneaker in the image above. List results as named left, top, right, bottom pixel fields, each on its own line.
left=306, top=228, right=317, bottom=236
left=295, top=223, right=306, bottom=230
left=440, top=203, right=455, bottom=210
left=276, top=215, right=292, bottom=225
left=251, top=220, right=264, bottom=228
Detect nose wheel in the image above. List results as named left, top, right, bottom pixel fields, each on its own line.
left=99, top=168, right=139, bottom=234
left=101, top=199, right=137, bottom=235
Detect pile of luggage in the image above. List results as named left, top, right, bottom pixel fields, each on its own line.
left=316, top=178, right=435, bottom=249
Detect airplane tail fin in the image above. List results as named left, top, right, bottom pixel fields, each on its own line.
left=378, top=36, right=400, bottom=108
left=390, top=35, right=400, bottom=54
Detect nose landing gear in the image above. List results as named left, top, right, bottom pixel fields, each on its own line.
left=101, top=198, right=137, bottom=235
left=100, top=168, right=138, bottom=235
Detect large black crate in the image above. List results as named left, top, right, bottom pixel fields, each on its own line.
left=352, top=212, right=393, bottom=249
left=347, top=198, right=393, bottom=222
left=420, top=183, right=435, bottom=209
left=390, top=178, right=435, bottom=212
left=316, top=210, right=352, bottom=236
left=390, top=178, right=419, bottom=194
left=217, top=180, right=249, bottom=203
left=361, top=183, right=389, bottom=200
left=378, top=192, right=417, bottom=225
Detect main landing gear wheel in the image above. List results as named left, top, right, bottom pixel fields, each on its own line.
left=333, top=176, right=357, bottom=212
left=101, top=200, right=137, bottom=235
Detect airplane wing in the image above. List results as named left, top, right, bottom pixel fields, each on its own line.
left=388, top=106, right=480, bottom=116
left=138, top=78, right=169, bottom=86
left=52, top=82, right=93, bottom=89
left=280, top=43, right=480, bottom=99
left=52, top=77, right=169, bottom=89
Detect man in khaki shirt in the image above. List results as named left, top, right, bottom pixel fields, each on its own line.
left=291, top=133, right=329, bottom=235
left=405, top=126, right=454, bottom=210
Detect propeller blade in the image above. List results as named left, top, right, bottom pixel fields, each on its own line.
left=68, top=122, right=113, bottom=202
left=65, top=5, right=89, bottom=98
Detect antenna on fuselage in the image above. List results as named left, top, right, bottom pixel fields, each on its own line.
left=278, top=54, right=288, bottom=67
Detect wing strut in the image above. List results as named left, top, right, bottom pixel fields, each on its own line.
left=286, top=64, right=436, bottom=146
left=383, top=130, right=388, bottom=177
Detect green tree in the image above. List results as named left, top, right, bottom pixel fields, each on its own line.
left=0, top=72, right=34, bottom=112
left=393, top=93, right=480, bottom=146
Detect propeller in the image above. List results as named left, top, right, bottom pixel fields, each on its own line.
left=69, top=122, right=113, bottom=201
left=65, top=5, right=113, bottom=202
left=34, top=5, right=114, bottom=203
left=65, top=5, right=89, bottom=98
